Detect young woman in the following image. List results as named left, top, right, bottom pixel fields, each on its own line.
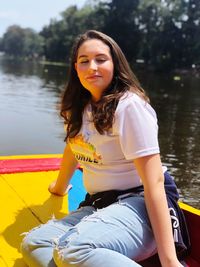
left=21, top=30, right=189, bottom=267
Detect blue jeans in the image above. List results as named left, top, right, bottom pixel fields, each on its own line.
left=21, top=195, right=157, bottom=267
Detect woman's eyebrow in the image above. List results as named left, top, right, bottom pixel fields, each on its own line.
left=78, top=55, right=87, bottom=59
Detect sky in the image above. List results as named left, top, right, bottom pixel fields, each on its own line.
left=0, top=0, right=86, bottom=37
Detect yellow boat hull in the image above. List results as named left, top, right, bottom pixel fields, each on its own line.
left=0, top=154, right=199, bottom=267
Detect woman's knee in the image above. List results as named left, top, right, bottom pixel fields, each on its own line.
left=53, top=239, right=92, bottom=267
left=21, top=226, right=42, bottom=257
left=20, top=222, right=55, bottom=256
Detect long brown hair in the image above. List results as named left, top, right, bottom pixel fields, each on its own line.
left=60, top=30, right=149, bottom=140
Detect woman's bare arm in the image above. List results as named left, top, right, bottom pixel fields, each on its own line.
left=49, top=144, right=78, bottom=196
left=134, top=154, right=183, bottom=267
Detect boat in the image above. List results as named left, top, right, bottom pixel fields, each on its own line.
left=0, top=154, right=199, bottom=267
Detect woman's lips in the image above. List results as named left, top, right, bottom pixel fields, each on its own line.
left=86, top=75, right=101, bottom=80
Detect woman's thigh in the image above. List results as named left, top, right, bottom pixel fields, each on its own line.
left=56, top=196, right=157, bottom=262
left=21, top=206, right=95, bottom=266
left=22, top=207, right=94, bottom=250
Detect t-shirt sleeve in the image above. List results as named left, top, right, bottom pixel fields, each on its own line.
left=114, top=96, right=160, bottom=160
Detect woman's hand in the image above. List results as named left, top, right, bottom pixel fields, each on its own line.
left=162, top=259, right=185, bottom=267
left=48, top=180, right=72, bottom=196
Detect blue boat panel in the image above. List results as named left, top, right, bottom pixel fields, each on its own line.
left=68, top=169, right=86, bottom=211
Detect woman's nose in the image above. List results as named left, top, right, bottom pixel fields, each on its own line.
left=89, top=60, right=97, bottom=71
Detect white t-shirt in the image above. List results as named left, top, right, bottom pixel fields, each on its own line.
left=69, top=92, right=160, bottom=194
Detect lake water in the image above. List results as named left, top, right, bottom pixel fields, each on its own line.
left=0, top=57, right=199, bottom=209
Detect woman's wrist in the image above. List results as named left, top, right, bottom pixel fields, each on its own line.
left=160, top=257, right=184, bottom=267
left=48, top=180, right=72, bottom=196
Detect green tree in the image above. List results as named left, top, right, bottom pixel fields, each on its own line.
left=40, top=4, right=106, bottom=61
left=0, top=38, right=3, bottom=52
left=138, top=0, right=189, bottom=71
left=3, top=0, right=198, bottom=71
left=181, top=0, right=200, bottom=67
left=2, top=25, right=25, bottom=57
left=1, top=25, right=44, bottom=58
left=101, top=0, right=141, bottom=62
left=23, top=28, right=44, bottom=58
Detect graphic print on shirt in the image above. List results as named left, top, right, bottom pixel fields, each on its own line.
left=69, top=133, right=102, bottom=164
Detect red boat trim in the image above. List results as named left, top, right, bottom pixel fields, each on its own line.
left=0, top=158, right=62, bottom=174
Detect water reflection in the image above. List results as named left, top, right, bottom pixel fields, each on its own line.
left=0, top=58, right=66, bottom=156
left=0, top=58, right=199, bottom=208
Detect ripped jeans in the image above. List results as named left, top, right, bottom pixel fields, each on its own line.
left=21, top=195, right=157, bottom=267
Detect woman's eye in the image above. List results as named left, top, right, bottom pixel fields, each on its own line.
left=80, top=60, right=88, bottom=64
left=96, top=58, right=106, bottom=63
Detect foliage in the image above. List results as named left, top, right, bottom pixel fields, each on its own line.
left=0, top=25, right=44, bottom=59
left=101, top=0, right=141, bottom=62
left=0, top=0, right=200, bottom=71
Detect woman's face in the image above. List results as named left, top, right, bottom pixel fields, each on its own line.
left=75, top=39, right=114, bottom=102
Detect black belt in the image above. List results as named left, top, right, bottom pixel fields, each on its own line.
left=79, top=186, right=144, bottom=209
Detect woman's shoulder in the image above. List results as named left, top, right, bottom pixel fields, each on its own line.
left=116, top=91, right=157, bottom=118
left=117, top=91, right=145, bottom=110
